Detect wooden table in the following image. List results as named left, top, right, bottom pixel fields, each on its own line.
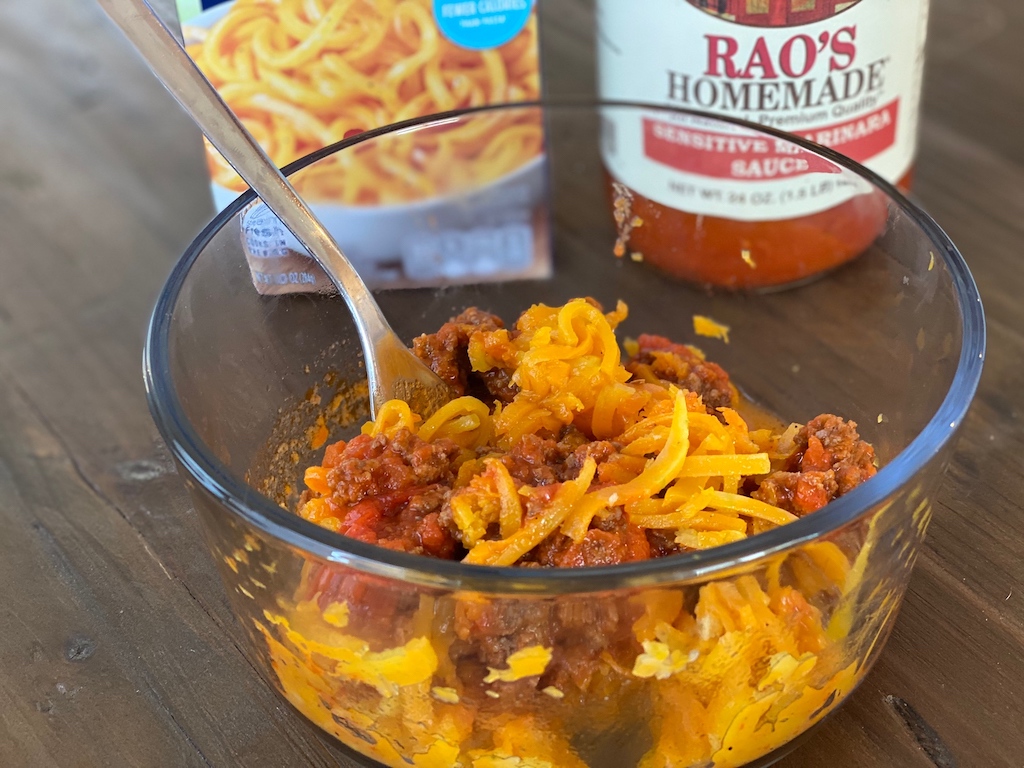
left=1, top=0, right=1019, bottom=765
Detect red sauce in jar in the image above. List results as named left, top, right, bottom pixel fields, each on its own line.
left=608, top=170, right=904, bottom=290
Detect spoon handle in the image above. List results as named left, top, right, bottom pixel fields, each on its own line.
left=97, top=0, right=407, bottom=403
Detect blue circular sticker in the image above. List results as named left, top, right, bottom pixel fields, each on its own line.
left=433, top=0, right=534, bottom=50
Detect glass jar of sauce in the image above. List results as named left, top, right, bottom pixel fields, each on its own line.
left=597, top=0, right=929, bottom=290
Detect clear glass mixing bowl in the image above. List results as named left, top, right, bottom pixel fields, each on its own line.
left=145, top=102, right=984, bottom=768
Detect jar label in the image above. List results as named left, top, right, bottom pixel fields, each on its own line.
left=597, top=0, right=929, bottom=220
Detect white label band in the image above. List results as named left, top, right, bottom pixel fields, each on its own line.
left=597, top=0, right=929, bottom=219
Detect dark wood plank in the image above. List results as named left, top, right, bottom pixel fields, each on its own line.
left=924, top=0, right=1024, bottom=169
left=1, top=0, right=1023, bottom=765
left=0, top=374, right=341, bottom=767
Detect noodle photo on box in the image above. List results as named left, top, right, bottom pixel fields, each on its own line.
left=176, top=0, right=550, bottom=290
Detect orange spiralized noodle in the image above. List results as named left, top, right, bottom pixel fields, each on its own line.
left=184, top=0, right=542, bottom=203
left=418, top=396, right=494, bottom=449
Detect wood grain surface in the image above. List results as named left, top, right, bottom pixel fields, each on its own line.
left=0, top=0, right=1019, bottom=765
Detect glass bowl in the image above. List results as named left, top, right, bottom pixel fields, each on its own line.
left=144, top=102, right=985, bottom=768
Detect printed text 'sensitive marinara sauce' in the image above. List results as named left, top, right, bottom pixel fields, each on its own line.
left=597, top=0, right=929, bottom=289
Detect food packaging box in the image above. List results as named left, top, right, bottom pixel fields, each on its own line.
left=175, top=0, right=550, bottom=292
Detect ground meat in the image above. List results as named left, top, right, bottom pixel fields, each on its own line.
left=327, top=429, right=460, bottom=505
left=556, top=424, right=590, bottom=450
left=450, top=599, right=556, bottom=703
left=527, top=510, right=650, bottom=568
left=536, top=528, right=651, bottom=568
left=501, top=434, right=564, bottom=486
left=323, top=429, right=462, bottom=557
left=501, top=429, right=620, bottom=487
left=453, top=600, right=553, bottom=662
left=411, top=308, right=518, bottom=404
left=751, top=471, right=839, bottom=516
left=805, top=414, right=878, bottom=495
left=450, top=589, right=634, bottom=706
left=644, top=528, right=682, bottom=558
left=547, top=599, right=635, bottom=693
left=564, top=440, right=618, bottom=481
left=752, top=415, right=877, bottom=515
left=625, top=333, right=735, bottom=413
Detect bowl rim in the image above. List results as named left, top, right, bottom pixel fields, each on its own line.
left=144, top=99, right=986, bottom=594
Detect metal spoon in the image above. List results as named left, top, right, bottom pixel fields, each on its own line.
left=98, top=0, right=452, bottom=419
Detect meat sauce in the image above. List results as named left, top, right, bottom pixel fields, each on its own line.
left=299, top=306, right=876, bottom=567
